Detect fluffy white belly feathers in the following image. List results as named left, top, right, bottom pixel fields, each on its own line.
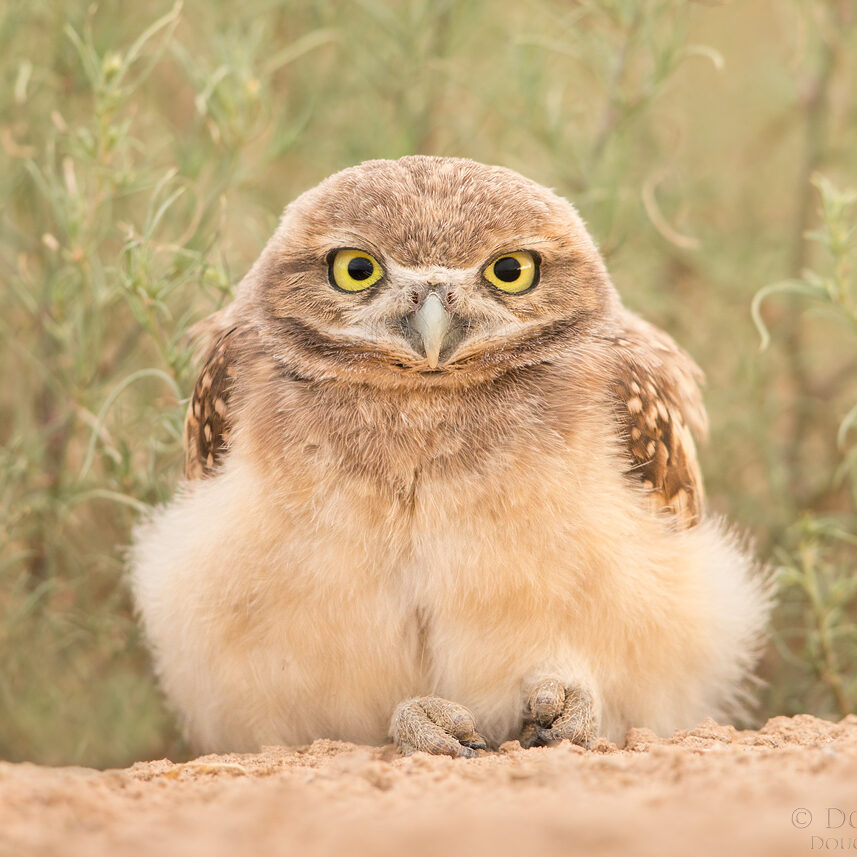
left=132, top=400, right=767, bottom=752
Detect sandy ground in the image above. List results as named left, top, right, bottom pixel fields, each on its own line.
left=3, top=715, right=857, bottom=857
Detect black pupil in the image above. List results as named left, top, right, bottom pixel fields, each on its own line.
left=494, top=256, right=521, bottom=282
left=347, top=256, right=374, bottom=281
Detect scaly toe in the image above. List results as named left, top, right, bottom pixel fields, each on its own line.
left=522, top=680, right=597, bottom=749
left=391, top=696, right=486, bottom=758
left=528, top=679, right=566, bottom=727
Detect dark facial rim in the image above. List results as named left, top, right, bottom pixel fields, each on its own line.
left=326, top=247, right=386, bottom=294
left=269, top=312, right=587, bottom=381
left=481, top=249, right=542, bottom=296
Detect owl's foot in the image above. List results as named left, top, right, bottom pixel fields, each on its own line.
left=391, top=696, right=488, bottom=758
left=520, top=678, right=597, bottom=749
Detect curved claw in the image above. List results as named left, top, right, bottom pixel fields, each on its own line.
left=461, top=735, right=488, bottom=753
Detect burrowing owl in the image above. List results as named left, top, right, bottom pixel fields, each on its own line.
left=131, top=156, right=769, bottom=757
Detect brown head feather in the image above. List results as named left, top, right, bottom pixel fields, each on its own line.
left=180, top=156, right=709, bottom=533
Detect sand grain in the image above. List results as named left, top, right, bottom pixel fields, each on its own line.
left=3, top=715, right=857, bottom=856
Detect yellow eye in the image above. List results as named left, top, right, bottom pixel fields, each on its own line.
left=483, top=251, right=538, bottom=294
left=329, top=249, right=384, bottom=292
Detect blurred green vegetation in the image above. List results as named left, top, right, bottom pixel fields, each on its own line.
left=1, top=0, right=856, bottom=767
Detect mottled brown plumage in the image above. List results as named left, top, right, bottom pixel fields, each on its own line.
left=184, top=327, right=238, bottom=479
left=615, top=372, right=701, bottom=526
left=605, top=320, right=707, bottom=528
left=133, top=156, right=768, bottom=761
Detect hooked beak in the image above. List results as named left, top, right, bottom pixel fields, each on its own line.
left=409, top=293, right=452, bottom=369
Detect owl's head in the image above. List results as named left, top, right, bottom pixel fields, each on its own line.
left=242, top=156, right=617, bottom=388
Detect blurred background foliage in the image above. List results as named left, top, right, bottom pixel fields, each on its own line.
left=1, top=0, right=856, bottom=767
